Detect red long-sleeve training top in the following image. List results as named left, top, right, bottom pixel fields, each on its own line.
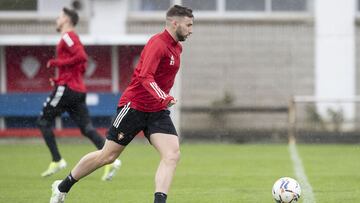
left=118, top=30, right=182, bottom=112
left=48, top=31, right=87, bottom=92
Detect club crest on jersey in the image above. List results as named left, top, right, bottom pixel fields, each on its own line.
left=170, top=55, right=175, bottom=66
left=117, top=132, right=125, bottom=140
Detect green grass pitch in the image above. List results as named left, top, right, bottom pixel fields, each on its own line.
left=0, top=140, right=359, bottom=202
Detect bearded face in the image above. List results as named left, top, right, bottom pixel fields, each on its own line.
left=56, top=12, right=68, bottom=33
left=175, top=27, right=187, bottom=42
left=174, top=17, right=193, bottom=42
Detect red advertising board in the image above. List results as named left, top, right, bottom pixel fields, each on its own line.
left=5, top=45, right=143, bottom=93
left=118, top=46, right=143, bottom=91
left=6, top=46, right=55, bottom=92
left=85, top=46, right=112, bottom=92
left=5, top=46, right=113, bottom=93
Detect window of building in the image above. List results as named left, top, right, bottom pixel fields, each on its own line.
left=225, top=0, right=307, bottom=12
left=130, top=0, right=171, bottom=11
left=142, top=0, right=171, bottom=11
left=0, top=0, right=37, bottom=11
left=226, top=0, right=265, bottom=11
left=129, top=0, right=309, bottom=13
left=182, top=0, right=217, bottom=11
left=271, top=0, right=306, bottom=11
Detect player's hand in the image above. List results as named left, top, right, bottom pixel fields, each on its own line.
left=162, top=96, right=176, bottom=107
left=167, top=99, right=177, bottom=107
left=49, top=78, right=55, bottom=87
left=47, top=59, right=55, bottom=68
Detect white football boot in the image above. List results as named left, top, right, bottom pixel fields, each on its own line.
left=41, top=159, right=67, bottom=177
left=101, top=159, right=122, bottom=181
left=50, top=180, right=67, bottom=203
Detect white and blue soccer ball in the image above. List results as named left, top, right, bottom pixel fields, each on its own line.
left=272, top=177, right=301, bottom=203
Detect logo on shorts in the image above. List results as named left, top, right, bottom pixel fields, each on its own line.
left=117, top=132, right=125, bottom=140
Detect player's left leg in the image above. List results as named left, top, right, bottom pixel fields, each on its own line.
left=145, top=109, right=179, bottom=203
left=68, top=94, right=121, bottom=181
left=37, top=86, right=67, bottom=177
left=150, top=133, right=180, bottom=203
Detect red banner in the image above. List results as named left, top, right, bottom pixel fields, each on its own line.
left=5, top=45, right=143, bottom=93
left=85, top=46, right=112, bottom=92
left=6, top=46, right=55, bottom=92
left=118, top=46, right=143, bottom=91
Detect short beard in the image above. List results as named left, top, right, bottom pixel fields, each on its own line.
left=176, top=31, right=186, bottom=42
left=56, top=24, right=62, bottom=33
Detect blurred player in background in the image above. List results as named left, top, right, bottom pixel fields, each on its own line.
left=49, top=5, right=193, bottom=203
left=37, top=7, right=121, bottom=180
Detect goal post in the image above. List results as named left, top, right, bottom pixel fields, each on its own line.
left=288, top=95, right=360, bottom=142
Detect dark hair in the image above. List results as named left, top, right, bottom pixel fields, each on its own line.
left=166, top=5, right=193, bottom=18
left=63, top=7, right=79, bottom=26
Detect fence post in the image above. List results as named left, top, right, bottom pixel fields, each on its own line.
left=288, top=97, right=296, bottom=143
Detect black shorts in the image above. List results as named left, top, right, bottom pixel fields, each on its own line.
left=106, top=102, right=178, bottom=146
left=38, top=85, right=93, bottom=129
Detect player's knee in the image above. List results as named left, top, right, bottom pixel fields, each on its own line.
left=105, top=156, right=117, bottom=165
left=163, top=150, right=181, bottom=165
left=36, top=118, right=54, bottom=139
left=36, top=118, right=51, bottom=129
left=99, top=150, right=119, bottom=165
left=80, top=123, right=95, bottom=136
left=103, top=155, right=118, bottom=165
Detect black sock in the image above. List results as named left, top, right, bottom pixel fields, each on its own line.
left=154, top=192, right=167, bottom=203
left=58, top=173, right=78, bottom=193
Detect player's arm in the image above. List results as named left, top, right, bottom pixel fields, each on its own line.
left=47, top=33, right=87, bottom=68
left=137, top=41, right=175, bottom=107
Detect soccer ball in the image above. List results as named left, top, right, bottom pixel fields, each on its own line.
left=272, top=177, right=301, bottom=203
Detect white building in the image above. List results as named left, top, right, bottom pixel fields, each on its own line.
left=1, top=0, right=360, bottom=137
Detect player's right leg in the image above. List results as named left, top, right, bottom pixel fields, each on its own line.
left=37, top=86, right=66, bottom=177
left=72, top=140, right=124, bottom=179
left=67, top=92, right=105, bottom=150
left=68, top=93, right=122, bottom=181
left=50, top=104, right=143, bottom=202
left=50, top=140, right=125, bottom=203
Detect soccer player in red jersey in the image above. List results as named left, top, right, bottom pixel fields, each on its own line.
left=38, top=7, right=120, bottom=180
left=50, top=5, right=193, bottom=203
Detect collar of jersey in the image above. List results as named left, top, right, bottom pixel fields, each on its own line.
left=161, top=30, right=178, bottom=46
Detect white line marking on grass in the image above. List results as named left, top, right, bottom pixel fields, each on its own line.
left=289, top=140, right=316, bottom=203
